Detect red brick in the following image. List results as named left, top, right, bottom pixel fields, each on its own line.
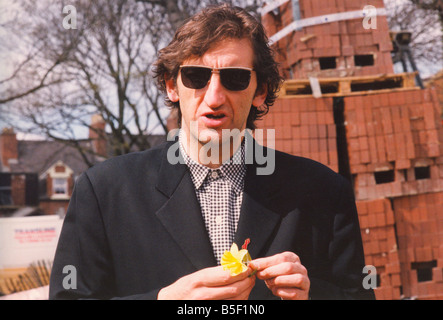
left=346, top=123, right=359, bottom=138
left=283, top=140, right=292, bottom=153
left=342, top=45, right=354, bottom=56
left=327, top=124, right=336, bottom=138
left=300, top=125, right=310, bottom=139
left=361, top=150, right=370, bottom=164
left=282, top=126, right=292, bottom=139
left=349, top=150, right=360, bottom=165
left=356, top=201, right=368, bottom=215
left=301, top=139, right=310, bottom=154
left=368, top=136, right=378, bottom=162
left=422, top=102, right=435, bottom=123
left=292, top=138, right=301, bottom=154
left=290, top=111, right=300, bottom=126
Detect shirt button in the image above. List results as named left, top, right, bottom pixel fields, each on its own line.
left=215, top=216, right=223, bottom=225
left=211, top=171, right=219, bottom=179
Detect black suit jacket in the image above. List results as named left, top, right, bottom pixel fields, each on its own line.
left=49, top=139, right=375, bottom=300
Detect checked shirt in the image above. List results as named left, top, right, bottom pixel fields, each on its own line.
left=179, top=132, right=246, bottom=263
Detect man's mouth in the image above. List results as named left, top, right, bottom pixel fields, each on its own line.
left=205, top=114, right=225, bottom=119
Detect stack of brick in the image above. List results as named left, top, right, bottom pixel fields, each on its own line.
left=356, top=198, right=402, bottom=300
left=260, top=0, right=443, bottom=299
left=343, top=85, right=443, bottom=300
left=260, top=96, right=338, bottom=172
left=345, top=88, right=443, bottom=201
left=425, top=70, right=443, bottom=118
left=267, top=0, right=393, bottom=79
left=344, top=85, right=443, bottom=299
left=393, top=193, right=443, bottom=299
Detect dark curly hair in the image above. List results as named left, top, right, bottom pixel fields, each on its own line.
left=152, top=3, right=283, bottom=130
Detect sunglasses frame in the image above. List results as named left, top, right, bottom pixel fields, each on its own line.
left=179, top=65, right=255, bottom=91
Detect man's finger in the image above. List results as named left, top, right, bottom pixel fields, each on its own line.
left=271, top=287, right=308, bottom=300
left=204, top=273, right=256, bottom=300
left=255, top=261, right=307, bottom=280
left=249, top=251, right=300, bottom=271
left=265, top=273, right=309, bottom=289
left=197, top=265, right=251, bottom=287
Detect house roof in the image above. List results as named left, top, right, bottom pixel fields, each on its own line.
left=9, top=140, right=93, bottom=176
left=8, top=135, right=166, bottom=177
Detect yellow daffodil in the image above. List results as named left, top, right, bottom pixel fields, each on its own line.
left=220, top=239, right=252, bottom=276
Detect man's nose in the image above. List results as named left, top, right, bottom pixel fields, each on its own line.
left=203, top=73, right=226, bottom=108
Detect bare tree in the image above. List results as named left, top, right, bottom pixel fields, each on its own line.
left=385, top=0, right=443, bottom=78
left=137, top=0, right=263, bottom=29
left=0, top=0, right=262, bottom=165
left=1, top=0, right=174, bottom=162
left=410, top=0, right=443, bottom=23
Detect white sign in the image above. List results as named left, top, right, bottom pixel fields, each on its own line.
left=0, top=215, right=63, bottom=270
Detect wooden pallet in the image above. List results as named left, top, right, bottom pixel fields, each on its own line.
left=279, top=72, right=419, bottom=98
left=0, top=260, right=51, bottom=295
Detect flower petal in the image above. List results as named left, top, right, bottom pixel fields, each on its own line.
left=220, top=241, right=252, bottom=276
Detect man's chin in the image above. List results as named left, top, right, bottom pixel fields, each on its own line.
left=198, top=134, right=222, bottom=146
left=195, top=127, right=223, bottom=144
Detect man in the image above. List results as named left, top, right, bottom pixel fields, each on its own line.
left=49, top=4, right=374, bottom=300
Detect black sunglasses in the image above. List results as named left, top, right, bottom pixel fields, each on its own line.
left=179, top=65, right=254, bottom=91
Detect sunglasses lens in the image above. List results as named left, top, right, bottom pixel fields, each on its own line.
left=180, top=66, right=252, bottom=91
left=220, top=69, right=251, bottom=91
left=180, top=67, right=211, bottom=89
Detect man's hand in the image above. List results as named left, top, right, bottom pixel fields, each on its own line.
left=157, top=266, right=256, bottom=300
left=249, top=252, right=310, bottom=300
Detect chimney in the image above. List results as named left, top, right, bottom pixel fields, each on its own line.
left=0, top=127, right=18, bottom=170
left=89, top=114, right=107, bottom=158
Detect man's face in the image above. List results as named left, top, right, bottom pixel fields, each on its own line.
left=166, top=38, right=267, bottom=150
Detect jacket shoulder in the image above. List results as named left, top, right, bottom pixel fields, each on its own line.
left=273, top=148, right=342, bottom=181
left=84, top=141, right=171, bottom=183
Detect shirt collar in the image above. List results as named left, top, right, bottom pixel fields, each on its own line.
left=179, top=130, right=246, bottom=193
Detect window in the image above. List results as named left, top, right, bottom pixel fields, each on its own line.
left=53, top=178, right=68, bottom=195
left=354, top=54, right=374, bottom=66
left=411, top=260, right=437, bottom=282
left=0, top=173, right=12, bottom=205
left=319, top=57, right=337, bottom=70
left=46, top=162, right=73, bottom=199
left=374, top=170, right=395, bottom=184
left=415, top=166, right=430, bottom=180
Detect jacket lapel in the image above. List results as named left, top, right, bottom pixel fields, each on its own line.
left=234, top=142, right=282, bottom=260
left=154, top=141, right=216, bottom=270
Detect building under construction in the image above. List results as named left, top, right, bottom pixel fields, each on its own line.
left=259, top=0, right=443, bottom=299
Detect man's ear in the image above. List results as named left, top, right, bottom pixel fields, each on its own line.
left=165, top=76, right=179, bottom=102
left=252, top=84, right=268, bottom=107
